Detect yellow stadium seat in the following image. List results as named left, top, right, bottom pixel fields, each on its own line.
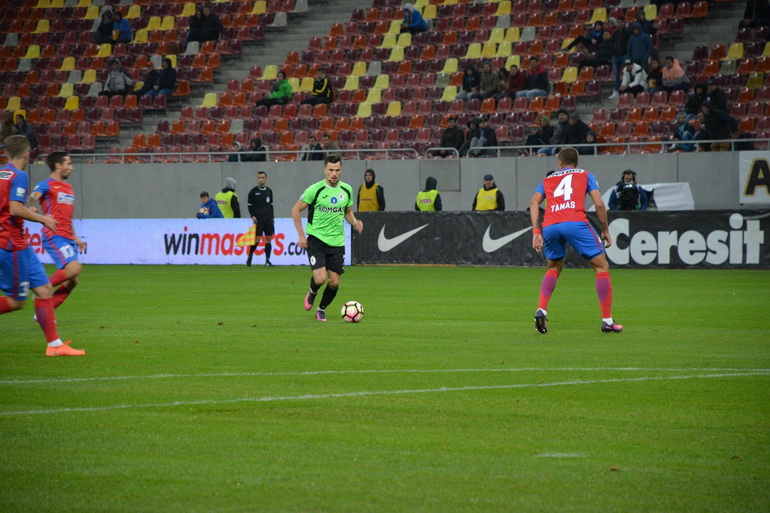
left=589, top=7, right=607, bottom=24
left=35, top=0, right=51, bottom=7
left=200, top=92, right=217, bottom=108
left=505, top=54, right=521, bottom=70
left=182, top=2, right=196, bottom=17
left=385, top=101, right=401, bottom=117
left=496, top=41, right=512, bottom=58
left=58, top=83, right=74, bottom=97
left=80, top=69, right=97, bottom=84
left=96, top=43, right=112, bottom=58
left=562, top=38, right=575, bottom=51
left=414, top=0, right=428, bottom=7
left=251, top=0, right=266, bottom=15
left=496, top=1, right=512, bottom=16
left=763, top=42, right=770, bottom=58
left=165, top=54, right=177, bottom=68
left=342, top=75, right=359, bottom=91
left=366, top=88, right=381, bottom=104
left=379, top=33, right=396, bottom=50
left=132, top=29, right=148, bottom=45
left=51, top=0, right=64, bottom=7
left=440, top=85, right=457, bottom=102
left=723, top=43, right=744, bottom=61
left=59, top=57, right=75, bottom=72
left=505, top=27, right=520, bottom=42
left=387, top=20, right=402, bottom=34
left=386, top=46, right=404, bottom=62
left=440, top=58, right=458, bottom=74
left=746, top=71, right=764, bottom=88
left=351, top=61, right=367, bottom=76
left=145, top=16, right=162, bottom=31
left=396, top=32, right=411, bottom=48
left=354, top=102, right=371, bottom=118
left=33, top=19, right=50, bottom=34
left=82, top=5, right=99, bottom=20
left=464, top=43, right=482, bottom=60
left=488, top=28, right=505, bottom=45
left=560, top=67, right=578, bottom=83
left=644, top=4, right=657, bottom=21
left=126, top=4, right=141, bottom=19
left=76, top=0, right=92, bottom=7
left=14, top=109, right=26, bottom=120
left=287, top=77, right=300, bottom=91
left=422, top=4, right=436, bottom=19
left=260, top=65, right=277, bottom=81
left=6, top=97, right=21, bottom=112
left=63, top=95, right=79, bottom=111
left=481, top=42, right=497, bottom=59
left=160, top=16, right=175, bottom=31
left=23, top=45, right=41, bottom=59
left=300, top=76, right=314, bottom=92
left=373, top=74, right=389, bottom=90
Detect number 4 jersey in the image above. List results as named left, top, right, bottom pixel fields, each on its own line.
left=33, top=177, right=75, bottom=240
left=535, top=168, right=600, bottom=228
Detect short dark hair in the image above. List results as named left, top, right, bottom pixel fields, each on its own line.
left=557, top=147, right=579, bottom=167
left=200, top=191, right=209, bottom=198
left=324, top=154, right=341, bottom=166
left=257, top=171, right=267, bottom=177
left=46, top=150, right=69, bottom=172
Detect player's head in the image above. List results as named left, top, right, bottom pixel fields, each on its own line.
left=4, top=135, right=30, bottom=164
left=323, top=154, right=342, bottom=185
left=200, top=192, right=210, bottom=201
left=47, top=151, right=73, bottom=179
left=556, top=147, right=579, bottom=168
left=257, top=171, right=267, bottom=186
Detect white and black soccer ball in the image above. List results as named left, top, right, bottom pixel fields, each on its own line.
left=341, top=301, right=364, bottom=323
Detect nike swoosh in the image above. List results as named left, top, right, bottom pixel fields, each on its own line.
left=377, top=224, right=429, bottom=252
left=482, top=225, right=532, bottom=253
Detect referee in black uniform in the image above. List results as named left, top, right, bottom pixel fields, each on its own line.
left=246, top=171, right=275, bottom=267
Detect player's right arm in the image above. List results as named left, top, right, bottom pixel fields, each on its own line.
left=291, top=199, right=309, bottom=248
left=9, top=201, right=57, bottom=232
left=529, top=191, right=545, bottom=253
left=589, top=189, right=612, bottom=248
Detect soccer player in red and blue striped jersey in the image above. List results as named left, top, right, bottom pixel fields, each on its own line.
left=30, top=151, right=87, bottom=311
left=529, top=147, right=622, bottom=334
left=0, top=136, right=85, bottom=356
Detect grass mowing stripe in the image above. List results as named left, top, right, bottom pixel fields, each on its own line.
left=3, top=371, right=767, bottom=416
left=2, top=367, right=770, bottom=385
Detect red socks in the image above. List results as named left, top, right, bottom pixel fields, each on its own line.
left=51, top=285, right=72, bottom=309
left=34, top=297, right=60, bottom=342
left=538, top=269, right=559, bottom=311
left=49, top=269, right=69, bottom=287
left=0, top=296, right=11, bottom=314
left=596, top=271, right=613, bottom=318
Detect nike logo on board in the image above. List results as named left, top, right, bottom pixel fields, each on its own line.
left=482, top=226, right=532, bottom=253
left=377, top=224, right=429, bottom=252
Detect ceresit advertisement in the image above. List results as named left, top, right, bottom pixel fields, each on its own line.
left=27, top=219, right=350, bottom=266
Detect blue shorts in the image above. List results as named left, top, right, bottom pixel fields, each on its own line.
left=0, top=247, right=49, bottom=301
left=42, top=235, right=79, bottom=269
left=543, top=221, right=605, bottom=261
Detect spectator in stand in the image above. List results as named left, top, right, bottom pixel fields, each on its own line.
left=669, top=111, right=695, bottom=152
left=619, top=59, right=647, bottom=97
left=401, top=3, right=428, bottom=34
left=437, top=116, right=465, bottom=157
left=701, top=101, right=739, bottom=151
left=459, top=117, right=481, bottom=157
left=507, top=64, right=528, bottom=98
left=609, top=20, right=633, bottom=99
left=0, top=111, right=15, bottom=145
left=739, top=0, right=770, bottom=28
left=478, top=62, right=499, bottom=100
left=300, top=135, right=324, bottom=161
left=228, top=141, right=244, bottom=162
left=186, top=5, right=206, bottom=47
left=112, top=11, right=132, bottom=44
left=322, top=133, right=341, bottom=157
left=524, top=114, right=554, bottom=156
left=605, top=16, right=619, bottom=35
left=579, top=130, right=598, bottom=155
left=242, top=137, right=267, bottom=162
left=706, top=80, right=728, bottom=113
left=131, top=62, right=159, bottom=96
left=565, top=112, right=590, bottom=149
left=626, top=23, right=652, bottom=70
left=456, top=64, right=481, bottom=101
left=646, top=57, right=663, bottom=92
left=577, top=31, right=613, bottom=71
left=301, top=68, right=333, bottom=106
left=635, top=9, right=656, bottom=36
left=144, top=58, right=176, bottom=97
left=494, top=68, right=510, bottom=103
left=98, top=58, right=134, bottom=97
left=537, top=109, right=569, bottom=156
left=186, top=4, right=222, bottom=47
left=565, top=21, right=605, bottom=53
left=468, top=116, right=498, bottom=157
left=692, top=111, right=710, bottom=150
left=13, top=114, right=37, bottom=150
left=94, top=11, right=114, bottom=45
left=257, top=70, right=292, bottom=107
left=658, top=56, right=689, bottom=94
left=685, top=83, right=708, bottom=120
left=516, top=56, right=549, bottom=99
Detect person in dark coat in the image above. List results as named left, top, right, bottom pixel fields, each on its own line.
left=437, top=116, right=465, bottom=157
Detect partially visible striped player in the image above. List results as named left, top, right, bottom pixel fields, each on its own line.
left=30, top=150, right=87, bottom=312
left=529, top=147, right=622, bottom=334
left=0, top=136, right=85, bottom=356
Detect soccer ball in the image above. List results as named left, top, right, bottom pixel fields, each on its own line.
left=341, top=301, right=364, bottom=323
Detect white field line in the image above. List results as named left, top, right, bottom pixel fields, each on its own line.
left=1, top=371, right=767, bottom=417
left=1, top=367, right=769, bottom=386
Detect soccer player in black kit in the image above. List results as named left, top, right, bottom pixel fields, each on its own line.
left=246, top=171, right=275, bottom=267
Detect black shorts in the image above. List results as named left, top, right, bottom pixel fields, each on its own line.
left=307, top=235, right=345, bottom=275
left=254, top=215, right=275, bottom=237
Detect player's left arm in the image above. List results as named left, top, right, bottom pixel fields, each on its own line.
left=529, top=191, right=544, bottom=252
left=344, top=207, right=363, bottom=233
left=590, top=189, right=612, bottom=248
left=28, top=190, right=42, bottom=214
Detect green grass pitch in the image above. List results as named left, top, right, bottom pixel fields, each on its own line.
left=1, top=265, right=769, bottom=512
